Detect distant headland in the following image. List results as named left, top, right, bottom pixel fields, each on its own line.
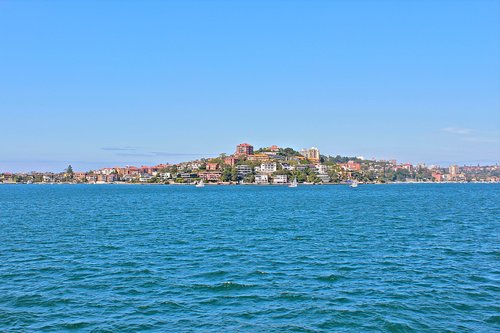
left=1, top=143, right=499, bottom=185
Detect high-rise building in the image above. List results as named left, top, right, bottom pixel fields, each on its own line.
left=235, top=143, right=254, bottom=156
left=449, top=165, right=459, bottom=176
left=300, top=147, right=320, bottom=161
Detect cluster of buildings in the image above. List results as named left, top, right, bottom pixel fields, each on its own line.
left=1, top=143, right=499, bottom=184
left=430, top=164, right=499, bottom=183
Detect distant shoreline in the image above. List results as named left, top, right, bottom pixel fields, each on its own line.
left=1, top=181, right=499, bottom=186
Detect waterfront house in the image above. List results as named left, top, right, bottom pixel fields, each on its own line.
left=273, top=174, right=288, bottom=184
left=180, top=173, right=198, bottom=179
left=73, top=172, right=86, bottom=182
left=121, top=174, right=136, bottom=182
left=106, top=174, right=118, bottom=183
left=255, top=174, right=269, bottom=184
left=139, top=174, right=153, bottom=182
left=2, top=173, right=14, bottom=183
left=85, top=174, right=98, bottom=183
left=198, top=172, right=222, bottom=182
left=43, top=174, right=54, bottom=183
left=432, top=172, right=442, bottom=182
left=317, top=174, right=331, bottom=183
left=160, top=172, right=172, bottom=180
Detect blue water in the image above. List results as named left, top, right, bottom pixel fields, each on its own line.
left=0, top=184, right=499, bottom=332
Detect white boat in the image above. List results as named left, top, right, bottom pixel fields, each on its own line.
left=350, top=181, right=358, bottom=188
left=289, top=177, right=298, bottom=188
left=195, top=179, right=205, bottom=188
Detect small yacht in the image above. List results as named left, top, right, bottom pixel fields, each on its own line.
left=195, top=179, right=205, bottom=188
left=289, top=177, right=298, bottom=188
left=350, top=181, right=358, bottom=188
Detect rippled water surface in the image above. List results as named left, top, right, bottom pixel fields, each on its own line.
left=1, top=184, right=499, bottom=332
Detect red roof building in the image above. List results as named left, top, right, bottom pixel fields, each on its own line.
left=269, top=145, right=280, bottom=152
left=346, top=161, right=361, bottom=171
left=432, top=172, right=442, bottom=182
left=206, top=163, right=219, bottom=171
left=224, top=157, right=239, bottom=166
left=235, top=143, right=254, bottom=156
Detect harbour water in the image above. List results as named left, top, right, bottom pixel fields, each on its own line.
left=1, top=184, right=498, bottom=332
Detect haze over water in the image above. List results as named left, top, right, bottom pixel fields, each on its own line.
left=1, top=184, right=498, bottom=332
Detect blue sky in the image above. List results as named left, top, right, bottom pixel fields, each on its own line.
left=1, top=0, right=499, bottom=172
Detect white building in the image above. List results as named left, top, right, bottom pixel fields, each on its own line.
left=315, top=164, right=328, bottom=174
left=96, top=168, right=116, bottom=175
left=189, top=162, right=202, bottom=170
left=160, top=172, right=172, bottom=179
left=273, top=174, right=288, bottom=184
left=42, top=175, right=53, bottom=183
left=260, top=162, right=277, bottom=173
left=237, top=165, right=253, bottom=176
left=317, top=174, right=331, bottom=183
left=139, top=174, right=153, bottom=182
left=281, top=163, right=295, bottom=171
left=449, top=165, right=459, bottom=176
left=255, top=174, right=269, bottom=184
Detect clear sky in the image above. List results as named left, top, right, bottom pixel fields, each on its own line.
left=1, top=0, right=499, bottom=172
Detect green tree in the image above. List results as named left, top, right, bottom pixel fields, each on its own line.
left=63, top=165, right=74, bottom=182
left=231, top=167, right=238, bottom=182
left=293, top=170, right=307, bottom=182
left=281, top=147, right=301, bottom=156
left=243, top=174, right=255, bottom=183
left=221, top=167, right=232, bottom=182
